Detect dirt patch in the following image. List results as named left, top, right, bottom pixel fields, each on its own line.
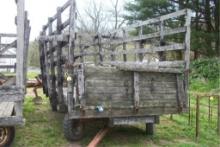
left=63, top=142, right=82, bottom=147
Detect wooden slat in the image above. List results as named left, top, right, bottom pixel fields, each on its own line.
left=69, top=107, right=179, bottom=119
left=43, top=0, right=71, bottom=31
left=0, top=33, right=17, bottom=37
left=16, top=0, right=25, bottom=87
left=106, top=61, right=185, bottom=68
left=66, top=0, right=76, bottom=113
left=56, top=7, right=65, bottom=105
left=39, top=33, right=69, bottom=42
left=0, top=65, right=16, bottom=69
left=0, top=116, right=24, bottom=126
left=110, top=27, right=186, bottom=45
left=110, top=43, right=185, bottom=55
left=0, top=102, right=14, bottom=117
left=134, top=72, right=140, bottom=109
left=110, top=9, right=188, bottom=34
left=0, top=40, right=17, bottom=55
left=176, top=74, right=186, bottom=111
left=0, top=54, right=16, bottom=58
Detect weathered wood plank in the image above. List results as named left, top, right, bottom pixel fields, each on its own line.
left=110, top=9, right=187, bottom=34
left=122, top=29, right=127, bottom=62
left=39, top=33, right=69, bottom=42
left=110, top=63, right=182, bottom=73
left=16, top=0, right=25, bottom=87
left=0, top=40, right=17, bottom=55
left=0, top=116, right=24, bottom=126
left=48, top=17, right=57, bottom=100
left=43, top=0, right=71, bottom=30
left=109, top=27, right=186, bottom=45
left=66, top=0, right=76, bottom=113
left=0, top=65, right=16, bottom=69
left=133, top=72, right=140, bottom=109
left=56, top=8, right=65, bottom=105
left=0, top=33, right=17, bottom=37
left=0, top=102, right=14, bottom=117
left=69, top=107, right=179, bottom=119
left=0, top=54, right=16, bottom=58
left=176, top=74, right=186, bottom=111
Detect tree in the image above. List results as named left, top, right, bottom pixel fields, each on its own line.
left=109, top=0, right=126, bottom=29
left=77, top=0, right=107, bottom=34
left=28, top=40, right=40, bottom=67
left=125, top=0, right=220, bottom=58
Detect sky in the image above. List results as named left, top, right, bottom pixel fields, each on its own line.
left=0, top=0, right=125, bottom=41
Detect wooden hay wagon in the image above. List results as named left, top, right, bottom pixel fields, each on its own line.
left=39, top=0, right=192, bottom=141
left=0, top=0, right=30, bottom=146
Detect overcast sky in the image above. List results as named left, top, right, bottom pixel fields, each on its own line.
left=0, top=0, right=125, bottom=41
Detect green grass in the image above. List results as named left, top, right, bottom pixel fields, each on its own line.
left=27, top=72, right=40, bottom=79
left=12, top=73, right=220, bottom=147
left=13, top=90, right=220, bottom=147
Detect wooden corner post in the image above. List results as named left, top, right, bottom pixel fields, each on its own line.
left=16, top=0, right=25, bottom=88
left=67, top=0, right=76, bottom=113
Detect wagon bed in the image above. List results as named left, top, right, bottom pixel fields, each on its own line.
left=39, top=0, right=192, bottom=141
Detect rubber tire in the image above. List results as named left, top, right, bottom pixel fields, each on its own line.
left=63, top=116, right=83, bottom=141
left=146, top=123, right=154, bottom=136
left=49, top=93, right=58, bottom=112
left=0, top=127, right=15, bottom=147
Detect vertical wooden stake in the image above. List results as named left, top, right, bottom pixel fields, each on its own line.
left=208, top=97, right=211, bottom=123
left=188, top=93, right=191, bottom=125
left=195, top=96, right=200, bottom=141
left=217, top=96, right=220, bottom=135
left=170, top=114, right=173, bottom=120
left=122, top=29, right=127, bottom=62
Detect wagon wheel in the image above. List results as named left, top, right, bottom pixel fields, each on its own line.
left=63, top=116, right=84, bottom=141
left=0, top=127, right=15, bottom=147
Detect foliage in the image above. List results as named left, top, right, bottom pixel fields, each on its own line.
left=28, top=41, right=40, bottom=67
left=14, top=88, right=220, bottom=146
left=190, top=58, right=220, bottom=81
left=124, top=0, right=220, bottom=58
left=190, top=58, right=220, bottom=91
left=12, top=72, right=220, bottom=146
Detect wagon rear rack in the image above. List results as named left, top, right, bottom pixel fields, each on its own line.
left=39, top=0, right=192, bottom=141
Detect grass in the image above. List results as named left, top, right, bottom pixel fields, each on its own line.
left=27, top=72, right=40, bottom=79
left=12, top=74, right=220, bottom=147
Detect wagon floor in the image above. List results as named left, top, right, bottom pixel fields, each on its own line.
left=0, top=102, right=14, bottom=118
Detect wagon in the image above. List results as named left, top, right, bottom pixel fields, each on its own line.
left=39, top=0, right=192, bottom=141
left=0, top=0, right=30, bottom=146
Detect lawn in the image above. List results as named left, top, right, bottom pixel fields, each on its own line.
left=13, top=90, right=220, bottom=146
left=12, top=69, right=220, bottom=147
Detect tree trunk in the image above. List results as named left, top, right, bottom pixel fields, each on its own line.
left=214, top=0, right=219, bottom=56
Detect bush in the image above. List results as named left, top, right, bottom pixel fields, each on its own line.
left=190, top=58, right=220, bottom=81
left=190, top=58, right=220, bottom=91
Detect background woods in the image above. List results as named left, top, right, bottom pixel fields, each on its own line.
left=125, top=0, right=219, bottom=59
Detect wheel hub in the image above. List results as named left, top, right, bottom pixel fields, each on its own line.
left=0, top=127, right=8, bottom=146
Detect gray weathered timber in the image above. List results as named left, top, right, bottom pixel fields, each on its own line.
left=0, top=102, right=14, bottom=117
left=66, top=0, right=76, bottom=113
left=0, top=33, right=17, bottom=37
left=0, top=40, right=17, bottom=55
left=78, top=65, right=179, bottom=116
left=133, top=72, right=140, bottom=109
left=39, top=4, right=191, bottom=125
left=16, top=0, right=25, bottom=88
left=107, top=63, right=182, bottom=73
left=56, top=8, right=65, bottom=106
left=0, top=55, right=16, bottom=58
left=0, top=0, right=30, bottom=127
